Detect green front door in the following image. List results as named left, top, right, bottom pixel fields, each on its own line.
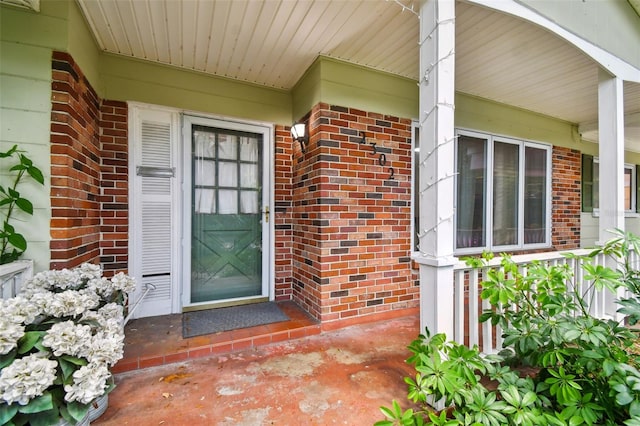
left=189, top=123, right=265, bottom=304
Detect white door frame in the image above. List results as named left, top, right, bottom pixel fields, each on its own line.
left=181, top=114, right=275, bottom=310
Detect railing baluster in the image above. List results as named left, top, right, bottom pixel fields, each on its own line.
left=468, top=268, right=479, bottom=348
left=454, top=269, right=465, bottom=344
left=452, top=248, right=610, bottom=354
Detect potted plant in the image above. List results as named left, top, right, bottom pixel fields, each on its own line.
left=0, top=263, right=136, bottom=425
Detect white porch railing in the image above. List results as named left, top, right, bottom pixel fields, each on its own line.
left=0, top=260, right=34, bottom=299
left=452, top=249, right=636, bottom=354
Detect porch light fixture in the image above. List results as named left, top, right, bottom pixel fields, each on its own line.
left=291, top=122, right=307, bottom=153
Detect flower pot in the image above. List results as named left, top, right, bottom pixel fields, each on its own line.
left=55, top=411, right=89, bottom=426
left=88, top=392, right=109, bottom=421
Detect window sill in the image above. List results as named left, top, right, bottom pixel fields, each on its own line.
left=454, top=243, right=552, bottom=257
left=591, top=211, right=639, bottom=218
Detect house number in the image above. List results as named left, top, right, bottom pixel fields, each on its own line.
left=359, top=131, right=394, bottom=180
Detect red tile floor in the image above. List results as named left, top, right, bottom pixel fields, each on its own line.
left=112, top=301, right=321, bottom=374
left=94, top=302, right=422, bottom=425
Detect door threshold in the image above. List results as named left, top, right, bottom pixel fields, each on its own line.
left=182, top=296, right=269, bottom=312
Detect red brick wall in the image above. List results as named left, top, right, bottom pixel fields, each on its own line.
left=551, top=146, right=581, bottom=249
left=274, top=125, right=294, bottom=300
left=50, top=52, right=129, bottom=275
left=291, top=103, right=417, bottom=323
left=50, top=52, right=102, bottom=269
left=99, top=101, right=129, bottom=274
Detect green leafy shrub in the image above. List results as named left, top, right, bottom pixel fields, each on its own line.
left=0, top=145, right=45, bottom=265
left=377, top=231, right=640, bottom=426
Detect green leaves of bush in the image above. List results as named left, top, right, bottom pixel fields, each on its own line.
left=377, top=231, right=640, bottom=425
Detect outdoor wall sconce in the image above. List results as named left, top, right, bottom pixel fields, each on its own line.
left=291, top=122, right=307, bottom=153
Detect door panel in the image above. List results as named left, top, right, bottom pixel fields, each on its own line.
left=191, top=214, right=261, bottom=302
left=185, top=120, right=268, bottom=306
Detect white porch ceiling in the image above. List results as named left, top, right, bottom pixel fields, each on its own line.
left=77, top=0, right=639, bottom=149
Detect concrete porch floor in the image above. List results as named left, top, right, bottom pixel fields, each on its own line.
left=93, top=304, right=421, bottom=425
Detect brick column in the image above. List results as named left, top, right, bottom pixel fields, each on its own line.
left=551, top=146, right=581, bottom=250
left=50, top=52, right=130, bottom=275
left=292, top=103, right=416, bottom=324
left=50, top=52, right=101, bottom=269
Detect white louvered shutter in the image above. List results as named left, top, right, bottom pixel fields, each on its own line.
left=130, top=107, right=178, bottom=318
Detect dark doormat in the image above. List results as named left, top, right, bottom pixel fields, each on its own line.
left=182, top=302, right=289, bottom=338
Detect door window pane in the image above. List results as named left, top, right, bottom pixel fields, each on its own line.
left=218, top=190, right=238, bottom=214
left=240, top=191, right=258, bottom=214
left=456, top=136, right=487, bottom=248
left=194, top=131, right=216, bottom=158
left=194, top=189, right=215, bottom=214
left=219, top=162, right=238, bottom=187
left=218, top=134, right=237, bottom=160
left=493, top=142, right=519, bottom=246
left=240, top=137, right=258, bottom=162
left=524, top=147, right=547, bottom=244
left=194, top=160, right=215, bottom=186
left=241, top=164, right=258, bottom=188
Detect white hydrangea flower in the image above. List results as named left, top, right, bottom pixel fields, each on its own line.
left=0, top=318, right=25, bottom=355
left=25, top=290, right=54, bottom=316
left=86, top=277, right=111, bottom=298
left=80, top=304, right=123, bottom=335
left=80, top=331, right=124, bottom=366
left=24, top=268, right=83, bottom=292
left=64, top=362, right=111, bottom=404
left=98, top=303, right=124, bottom=322
left=43, top=290, right=99, bottom=318
left=77, top=263, right=102, bottom=282
left=42, top=321, right=92, bottom=357
left=110, top=272, right=137, bottom=293
left=0, top=295, right=42, bottom=325
left=0, top=353, right=57, bottom=405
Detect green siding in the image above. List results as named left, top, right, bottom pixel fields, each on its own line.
left=67, top=0, right=101, bottom=94
left=455, top=92, right=581, bottom=148
left=100, top=54, right=292, bottom=124
left=293, top=56, right=418, bottom=120
left=0, top=2, right=68, bottom=50
left=0, top=3, right=63, bottom=270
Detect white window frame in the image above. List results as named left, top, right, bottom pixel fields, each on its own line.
left=592, top=158, right=637, bottom=216
left=454, top=129, right=552, bottom=255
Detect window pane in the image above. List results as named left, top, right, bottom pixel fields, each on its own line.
left=593, top=162, right=600, bottom=209
left=456, top=136, right=486, bottom=248
left=524, top=147, right=547, bottom=244
left=493, top=142, right=519, bottom=246
left=625, top=168, right=632, bottom=211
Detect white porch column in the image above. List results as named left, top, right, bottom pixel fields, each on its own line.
left=598, top=69, right=626, bottom=321
left=597, top=69, right=625, bottom=243
left=415, top=0, right=457, bottom=338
